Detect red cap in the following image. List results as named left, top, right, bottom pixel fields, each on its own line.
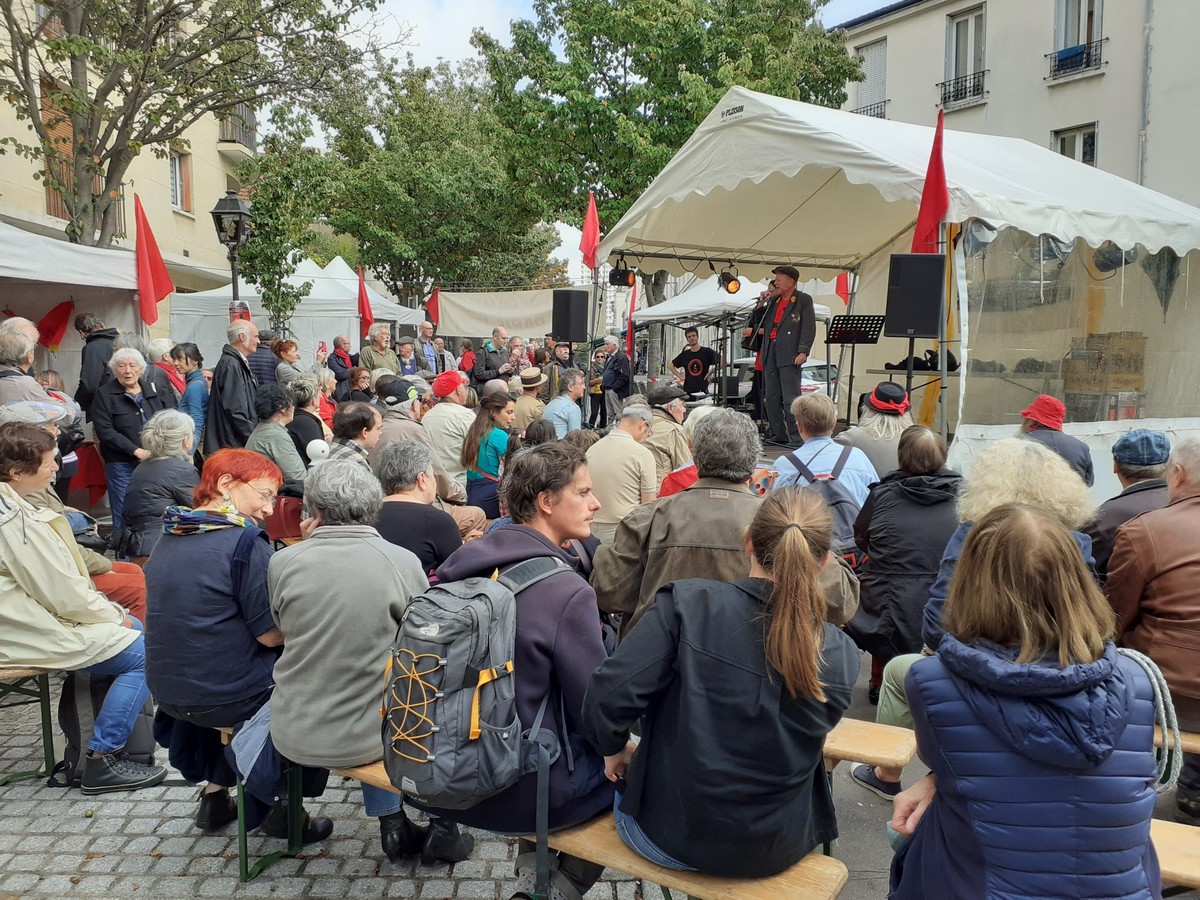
left=432, top=371, right=462, bottom=399
left=1020, top=394, right=1066, bottom=430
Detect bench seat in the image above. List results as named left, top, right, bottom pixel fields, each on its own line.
left=1152, top=818, right=1200, bottom=890
left=822, top=717, right=916, bottom=772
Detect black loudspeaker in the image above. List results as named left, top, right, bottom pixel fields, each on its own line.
left=884, top=254, right=946, bottom=339
left=552, top=289, right=588, bottom=343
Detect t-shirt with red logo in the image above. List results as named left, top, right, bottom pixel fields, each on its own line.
left=671, top=346, right=719, bottom=394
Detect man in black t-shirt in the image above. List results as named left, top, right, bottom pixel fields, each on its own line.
left=669, top=327, right=719, bottom=397
left=373, top=439, right=463, bottom=574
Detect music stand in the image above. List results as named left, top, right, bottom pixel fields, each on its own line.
left=825, top=315, right=886, bottom=424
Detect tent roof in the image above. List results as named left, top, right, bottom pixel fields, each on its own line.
left=599, top=87, right=1200, bottom=280
left=633, top=276, right=832, bottom=324
left=0, top=220, right=137, bottom=304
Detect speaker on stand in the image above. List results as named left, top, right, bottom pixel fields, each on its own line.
left=552, top=290, right=588, bottom=344
left=884, top=254, right=946, bottom=395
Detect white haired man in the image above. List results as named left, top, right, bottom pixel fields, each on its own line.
left=601, top=335, right=631, bottom=422
left=358, top=324, right=401, bottom=375
left=586, top=403, right=655, bottom=544
left=203, top=319, right=260, bottom=454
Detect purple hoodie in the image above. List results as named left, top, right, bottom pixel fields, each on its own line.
left=420, top=525, right=614, bottom=833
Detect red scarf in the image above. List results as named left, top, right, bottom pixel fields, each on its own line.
left=333, top=347, right=353, bottom=368
left=153, top=360, right=186, bottom=394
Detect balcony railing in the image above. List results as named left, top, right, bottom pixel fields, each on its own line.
left=938, top=70, right=986, bottom=107
left=218, top=102, right=258, bottom=152
left=44, top=157, right=126, bottom=238
left=1047, top=38, right=1104, bottom=79
left=851, top=100, right=889, bottom=119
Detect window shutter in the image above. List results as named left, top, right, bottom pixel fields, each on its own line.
left=944, top=16, right=954, bottom=81
left=857, top=40, right=887, bottom=107
left=181, top=154, right=192, bottom=212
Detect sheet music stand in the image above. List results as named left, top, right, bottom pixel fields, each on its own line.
left=825, top=314, right=886, bottom=424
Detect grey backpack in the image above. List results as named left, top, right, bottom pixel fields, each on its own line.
left=382, top=557, right=572, bottom=808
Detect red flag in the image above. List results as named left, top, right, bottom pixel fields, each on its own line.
left=134, top=195, right=175, bottom=325
left=835, top=272, right=851, bottom=305
left=37, top=300, right=75, bottom=352
left=580, top=191, right=600, bottom=271
left=911, top=109, right=949, bottom=253
left=426, top=286, right=440, bottom=326
left=357, top=266, right=374, bottom=339
left=625, top=279, right=638, bottom=358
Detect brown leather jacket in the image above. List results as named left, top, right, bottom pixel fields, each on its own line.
left=1107, top=491, right=1200, bottom=704
left=591, top=477, right=858, bottom=640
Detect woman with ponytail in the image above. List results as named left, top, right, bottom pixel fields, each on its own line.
left=581, top=487, right=860, bottom=878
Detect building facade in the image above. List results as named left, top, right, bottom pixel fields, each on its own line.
left=836, top=0, right=1200, bottom=208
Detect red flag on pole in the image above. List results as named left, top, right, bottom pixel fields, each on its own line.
left=38, top=300, right=75, bottom=352
left=625, top=280, right=638, bottom=358
left=580, top=191, right=600, bottom=271
left=911, top=109, right=949, bottom=254
left=426, top=286, right=440, bottom=326
left=835, top=272, right=851, bottom=305
left=357, top=266, right=374, bottom=338
left=134, top=195, right=175, bottom=325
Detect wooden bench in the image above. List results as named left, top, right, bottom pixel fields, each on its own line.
left=0, top=667, right=56, bottom=785
left=335, top=760, right=845, bottom=899
left=823, top=717, right=917, bottom=774
left=1152, top=818, right=1200, bottom=894
left=1155, top=727, right=1200, bottom=756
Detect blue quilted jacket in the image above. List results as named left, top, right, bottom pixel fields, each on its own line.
left=890, top=638, right=1161, bottom=900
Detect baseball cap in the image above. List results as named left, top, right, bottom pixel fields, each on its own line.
left=432, top=371, right=462, bottom=399
left=377, top=377, right=428, bottom=404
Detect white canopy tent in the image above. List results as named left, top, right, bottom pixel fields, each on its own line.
left=170, top=257, right=421, bottom=364
left=599, top=86, right=1200, bottom=279
left=0, top=220, right=141, bottom=392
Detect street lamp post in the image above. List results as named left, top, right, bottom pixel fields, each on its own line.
left=209, top=190, right=253, bottom=320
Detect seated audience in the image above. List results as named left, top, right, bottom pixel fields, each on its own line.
left=585, top=404, right=656, bottom=544
left=423, top=370, right=476, bottom=484
left=285, top=375, right=327, bottom=467
left=643, top=384, right=691, bottom=489
left=347, top=366, right=374, bottom=402
left=523, top=419, right=558, bottom=447
left=316, top=367, right=337, bottom=429
left=835, top=383, right=913, bottom=477
left=375, top=440, right=463, bottom=574
left=418, top=444, right=613, bottom=898
left=462, top=391, right=516, bottom=518
left=1085, top=429, right=1170, bottom=580
left=144, top=449, right=332, bottom=842
left=655, top=405, right=717, bottom=497
left=268, top=460, right=472, bottom=864
left=245, top=383, right=307, bottom=486
left=0, top=423, right=167, bottom=793
left=114, top=410, right=200, bottom=564
left=888, top=504, right=1160, bottom=899
left=327, top=401, right=383, bottom=470
left=845, top=426, right=961, bottom=711
left=273, top=338, right=327, bottom=385
left=583, top=487, right=859, bottom=877
left=773, top=394, right=877, bottom=505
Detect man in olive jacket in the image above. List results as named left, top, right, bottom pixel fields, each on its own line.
left=591, top=408, right=857, bottom=641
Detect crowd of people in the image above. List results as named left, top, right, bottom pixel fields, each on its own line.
left=0, top=305, right=1193, bottom=899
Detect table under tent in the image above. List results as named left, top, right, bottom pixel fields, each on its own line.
left=170, top=257, right=422, bottom=365
left=598, top=86, right=1200, bottom=499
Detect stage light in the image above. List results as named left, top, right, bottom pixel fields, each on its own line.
left=718, top=264, right=740, bottom=294
left=608, top=256, right=636, bottom=288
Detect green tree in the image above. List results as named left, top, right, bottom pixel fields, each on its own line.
left=0, top=0, right=390, bottom=246
left=235, top=108, right=339, bottom=332
left=473, top=0, right=859, bottom=229
left=319, top=58, right=563, bottom=303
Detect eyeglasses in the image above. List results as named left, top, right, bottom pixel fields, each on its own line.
left=241, top=483, right=278, bottom=505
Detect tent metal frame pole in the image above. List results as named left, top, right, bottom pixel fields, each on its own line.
left=587, top=268, right=600, bottom=425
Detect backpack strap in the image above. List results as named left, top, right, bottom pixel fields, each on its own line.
left=495, top=557, right=572, bottom=596
left=829, top=445, right=853, bottom=480
left=231, top=526, right=266, bottom=598
left=784, top=449, right=825, bottom=484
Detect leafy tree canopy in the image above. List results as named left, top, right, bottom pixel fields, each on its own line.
left=472, top=0, right=860, bottom=228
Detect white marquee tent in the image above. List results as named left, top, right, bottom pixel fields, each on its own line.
left=170, top=257, right=421, bottom=364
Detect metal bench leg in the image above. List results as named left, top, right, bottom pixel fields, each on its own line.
left=237, top=760, right=304, bottom=883
left=823, top=769, right=834, bottom=856
left=0, top=674, right=55, bottom=786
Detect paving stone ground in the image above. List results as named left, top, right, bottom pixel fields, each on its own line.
left=2, top=667, right=1193, bottom=899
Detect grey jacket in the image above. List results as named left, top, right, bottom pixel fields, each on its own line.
left=245, top=421, right=307, bottom=484
left=761, top=291, right=817, bottom=367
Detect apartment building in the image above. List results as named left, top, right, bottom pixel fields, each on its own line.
left=837, top=0, right=1200, bottom=208
left=0, top=2, right=256, bottom=294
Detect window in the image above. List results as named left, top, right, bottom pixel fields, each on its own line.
left=853, top=40, right=888, bottom=117
left=169, top=150, right=192, bottom=212
left=941, top=7, right=986, bottom=106
left=1049, top=0, right=1103, bottom=77
left=1054, top=124, right=1097, bottom=166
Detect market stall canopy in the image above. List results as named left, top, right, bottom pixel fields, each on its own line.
left=633, top=275, right=833, bottom=324
left=599, top=87, right=1200, bottom=280
left=0, top=220, right=137, bottom=304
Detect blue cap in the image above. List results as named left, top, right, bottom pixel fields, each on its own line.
left=1112, top=429, right=1170, bottom=466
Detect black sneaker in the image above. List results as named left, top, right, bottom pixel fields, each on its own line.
left=81, top=752, right=168, bottom=795
left=851, top=763, right=901, bottom=800
left=195, top=788, right=238, bottom=832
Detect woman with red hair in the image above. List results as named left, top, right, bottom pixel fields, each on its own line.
left=143, top=448, right=333, bottom=845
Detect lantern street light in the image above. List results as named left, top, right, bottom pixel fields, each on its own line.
left=210, top=190, right=253, bottom=319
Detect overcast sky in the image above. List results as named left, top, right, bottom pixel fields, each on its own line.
left=373, top=0, right=888, bottom=282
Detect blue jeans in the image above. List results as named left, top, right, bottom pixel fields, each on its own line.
left=104, top=461, right=137, bottom=534
left=612, top=792, right=696, bottom=871
left=362, top=782, right=403, bottom=818
left=79, top=623, right=150, bottom=754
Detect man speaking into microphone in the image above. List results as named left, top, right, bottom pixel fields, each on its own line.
left=758, top=265, right=816, bottom=447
